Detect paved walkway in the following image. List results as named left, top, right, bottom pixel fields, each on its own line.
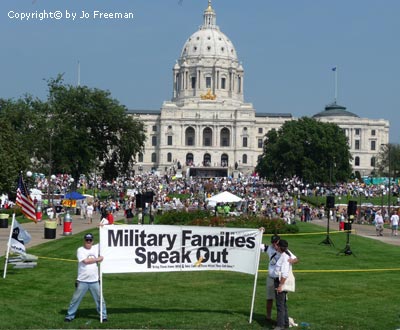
left=0, top=211, right=126, bottom=257
left=1, top=213, right=399, bottom=258
left=310, top=217, right=400, bottom=246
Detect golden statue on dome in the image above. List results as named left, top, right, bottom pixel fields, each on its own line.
left=201, top=89, right=217, bottom=100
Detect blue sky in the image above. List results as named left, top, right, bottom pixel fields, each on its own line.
left=1, top=0, right=399, bottom=142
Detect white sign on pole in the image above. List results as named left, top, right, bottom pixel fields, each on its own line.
left=99, top=225, right=261, bottom=275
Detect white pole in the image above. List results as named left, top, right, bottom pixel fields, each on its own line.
left=3, top=214, right=15, bottom=279
left=77, top=61, right=81, bottom=87
left=334, top=66, right=338, bottom=103
left=249, top=228, right=264, bottom=323
left=99, top=228, right=103, bottom=323
left=99, top=267, right=103, bottom=323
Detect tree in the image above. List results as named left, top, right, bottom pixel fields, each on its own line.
left=376, top=143, right=400, bottom=178
left=0, top=76, right=147, bottom=187
left=0, top=97, right=44, bottom=193
left=256, top=117, right=352, bottom=184
left=40, top=76, right=146, bottom=181
left=0, top=119, right=29, bottom=194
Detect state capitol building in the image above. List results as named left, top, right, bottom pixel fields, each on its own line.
left=128, top=1, right=389, bottom=177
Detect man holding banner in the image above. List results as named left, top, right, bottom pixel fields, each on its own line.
left=64, top=233, right=108, bottom=323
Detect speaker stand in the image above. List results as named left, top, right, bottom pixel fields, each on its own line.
left=319, top=209, right=335, bottom=246
left=337, top=229, right=356, bottom=257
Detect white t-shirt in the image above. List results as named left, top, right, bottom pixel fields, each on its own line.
left=77, top=244, right=100, bottom=282
left=391, top=214, right=399, bottom=226
left=86, top=205, right=94, bottom=216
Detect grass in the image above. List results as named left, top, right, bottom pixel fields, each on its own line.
left=1, top=222, right=400, bottom=329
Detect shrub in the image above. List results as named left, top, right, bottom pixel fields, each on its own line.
left=156, top=210, right=299, bottom=234
left=0, top=207, right=22, bottom=217
left=157, top=210, right=210, bottom=225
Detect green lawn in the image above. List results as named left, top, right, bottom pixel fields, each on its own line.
left=0, top=222, right=399, bottom=330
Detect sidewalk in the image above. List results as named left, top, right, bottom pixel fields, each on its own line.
left=0, top=211, right=126, bottom=257
left=311, top=217, right=400, bottom=246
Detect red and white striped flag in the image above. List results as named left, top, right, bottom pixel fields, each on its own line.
left=16, top=173, right=36, bottom=222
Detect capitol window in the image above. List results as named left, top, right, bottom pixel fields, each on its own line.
left=221, top=77, right=226, bottom=89
left=220, top=128, right=230, bottom=147
left=167, top=136, right=173, bottom=146
left=186, top=127, right=195, bottom=146
left=206, top=77, right=211, bottom=88
left=355, top=140, right=360, bottom=150
left=371, top=157, right=376, bottom=167
left=203, top=127, right=212, bottom=146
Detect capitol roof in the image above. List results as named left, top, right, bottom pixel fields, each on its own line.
left=313, top=102, right=359, bottom=118
left=179, top=1, right=238, bottom=63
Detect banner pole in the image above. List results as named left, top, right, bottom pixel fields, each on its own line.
left=99, top=229, right=103, bottom=323
left=99, top=266, right=103, bottom=323
left=3, top=214, right=15, bottom=279
left=249, top=228, right=264, bottom=323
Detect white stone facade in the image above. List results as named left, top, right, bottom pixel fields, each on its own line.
left=128, top=1, right=389, bottom=176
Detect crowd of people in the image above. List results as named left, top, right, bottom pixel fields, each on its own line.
left=1, top=172, right=399, bottom=229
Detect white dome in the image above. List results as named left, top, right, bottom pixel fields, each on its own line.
left=179, top=1, right=238, bottom=63
left=180, top=29, right=238, bottom=62
left=171, top=1, right=244, bottom=104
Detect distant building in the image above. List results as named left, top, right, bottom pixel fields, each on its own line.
left=128, top=1, right=389, bottom=176
left=313, top=102, right=389, bottom=176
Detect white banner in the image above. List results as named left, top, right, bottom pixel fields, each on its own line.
left=100, top=225, right=262, bottom=275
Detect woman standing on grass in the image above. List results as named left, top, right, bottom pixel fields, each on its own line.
left=272, top=239, right=297, bottom=330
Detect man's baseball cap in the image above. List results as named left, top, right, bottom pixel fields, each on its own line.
left=84, top=233, right=94, bottom=240
left=271, top=235, right=280, bottom=243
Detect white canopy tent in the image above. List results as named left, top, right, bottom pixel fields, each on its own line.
left=207, top=191, right=242, bottom=204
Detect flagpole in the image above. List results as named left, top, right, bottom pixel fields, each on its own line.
left=77, top=60, right=81, bottom=87
left=334, top=66, right=338, bottom=103
left=249, top=228, right=264, bottom=323
left=3, top=214, right=16, bottom=279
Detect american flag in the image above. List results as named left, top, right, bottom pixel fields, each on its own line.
left=16, top=173, right=37, bottom=222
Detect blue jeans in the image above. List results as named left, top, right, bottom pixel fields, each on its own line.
left=65, top=281, right=107, bottom=320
